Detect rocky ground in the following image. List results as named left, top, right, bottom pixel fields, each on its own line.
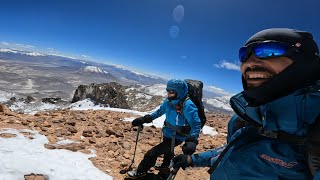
left=0, top=104, right=230, bottom=180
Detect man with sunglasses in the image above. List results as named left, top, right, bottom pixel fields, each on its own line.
left=171, top=28, right=320, bottom=179
left=126, top=79, right=201, bottom=179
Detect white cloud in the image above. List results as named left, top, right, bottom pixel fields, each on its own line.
left=1, top=42, right=35, bottom=49
left=15, top=43, right=35, bottom=49
left=203, top=85, right=232, bottom=96
left=81, top=54, right=90, bottom=58
left=214, top=60, right=240, bottom=71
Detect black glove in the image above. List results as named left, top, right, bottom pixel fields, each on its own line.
left=132, top=114, right=153, bottom=127
left=182, top=137, right=198, bottom=155
left=172, top=154, right=192, bottom=170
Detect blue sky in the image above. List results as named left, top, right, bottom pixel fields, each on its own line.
left=0, top=0, right=320, bottom=94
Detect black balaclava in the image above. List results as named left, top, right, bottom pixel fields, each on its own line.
left=241, top=28, right=320, bottom=106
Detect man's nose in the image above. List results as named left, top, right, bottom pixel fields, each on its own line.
left=241, top=54, right=264, bottom=73
left=242, top=54, right=262, bottom=67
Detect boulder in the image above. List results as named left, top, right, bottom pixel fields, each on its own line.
left=25, top=96, right=36, bottom=103
left=71, top=82, right=129, bottom=109
left=24, top=173, right=49, bottom=180
left=0, top=104, right=14, bottom=116
left=42, top=97, right=62, bottom=104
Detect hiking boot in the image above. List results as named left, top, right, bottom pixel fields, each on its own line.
left=125, top=170, right=147, bottom=179
left=154, top=164, right=169, bottom=171
left=157, top=168, right=170, bottom=179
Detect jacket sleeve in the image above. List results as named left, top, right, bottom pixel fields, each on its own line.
left=191, top=145, right=226, bottom=167
left=150, top=100, right=166, bottom=119
left=191, top=115, right=232, bottom=167
left=183, top=100, right=201, bottom=139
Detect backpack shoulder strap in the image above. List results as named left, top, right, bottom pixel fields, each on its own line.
left=208, top=116, right=308, bottom=175
left=232, top=114, right=308, bottom=145
left=231, top=116, right=248, bottom=135
left=176, top=96, right=189, bottom=115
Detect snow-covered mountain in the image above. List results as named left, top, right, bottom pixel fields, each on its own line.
left=0, top=48, right=46, bottom=56
left=0, top=83, right=233, bottom=115
left=0, top=48, right=166, bottom=99
left=203, top=85, right=232, bottom=97
left=127, top=84, right=232, bottom=113
left=0, top=48, right=233, bottom=113
left=202, top=85, right=234, bottom=113
left=82, top=66, right=108, bottom=74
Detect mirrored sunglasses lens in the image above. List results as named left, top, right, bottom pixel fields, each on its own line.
left=253, top=42, right=288, bottom=58
left=239, top=47, right=248, bottom=62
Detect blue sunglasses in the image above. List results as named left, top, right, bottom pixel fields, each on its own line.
left=239, top=41, right=298, bottom=62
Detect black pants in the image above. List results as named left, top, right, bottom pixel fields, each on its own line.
left=137, top=137, right=183, bottom=173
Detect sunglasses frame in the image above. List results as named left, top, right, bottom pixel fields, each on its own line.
left=239, top=40, right=298, bottom=62
left=166, top=89, right=177, bottom=94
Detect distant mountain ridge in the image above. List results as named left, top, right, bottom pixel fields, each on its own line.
left=0, top=48, right=46, bottom=56
left=0, top=48, right=233, bottom=113
left=0, top=48, right=167, bottom=99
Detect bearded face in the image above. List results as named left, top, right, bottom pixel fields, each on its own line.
left=241, top=55, right=293, bottom=89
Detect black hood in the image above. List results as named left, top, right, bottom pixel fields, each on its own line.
left=242, top=28, right=320, bottom=106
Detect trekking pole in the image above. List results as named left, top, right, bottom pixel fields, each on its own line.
left=170, top=130, right=176, bottom=157
left=167, top=116, right=179, bottom=179
left=167, top=160, right=179, bottom=180
left=120, top=125, right=142, bottom=174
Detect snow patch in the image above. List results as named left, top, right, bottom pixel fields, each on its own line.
left=23, top=79, right=34, bottom=89
left=69, top=99, right=146, bottom=115
left=0, top=128, right=112, bottom=180
left=82, top=66, right=107, bottom=74
left=9, top=101, right=60, bottom=115
left=144, top=84, right=167, bottom=96
left=135, top=93, right=153, bottom=100
left=0, top=90, right=15, bottom=103
left=25, top=52, right=45, bottom=56
left=204, top=96, right=232, bottom=111
left=202, top=125, right=218, bottom=136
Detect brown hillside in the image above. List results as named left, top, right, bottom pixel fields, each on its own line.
left=0, top=105, right=230, bottom=180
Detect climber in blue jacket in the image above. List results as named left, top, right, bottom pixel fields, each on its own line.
left=172, top=28, right=320, bottom=179
left=126, top=79, right=201, bottom=179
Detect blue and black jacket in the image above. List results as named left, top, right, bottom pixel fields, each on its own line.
left=191, top=82, right=320, bottom=179
left=150, top=79, right=201, bottom=141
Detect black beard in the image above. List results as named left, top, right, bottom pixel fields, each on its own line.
left=243, top=55, right=320, bottom=106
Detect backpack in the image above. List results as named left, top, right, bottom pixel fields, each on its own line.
left=176, top=79, right=207, bottom=128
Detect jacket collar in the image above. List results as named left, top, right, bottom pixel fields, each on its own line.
left=231, top=86, right=320, bottom=134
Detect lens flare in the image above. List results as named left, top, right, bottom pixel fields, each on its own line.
left=172, top=5, right=184, bottom=23
left=169, top=25, right=180, bottom=39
